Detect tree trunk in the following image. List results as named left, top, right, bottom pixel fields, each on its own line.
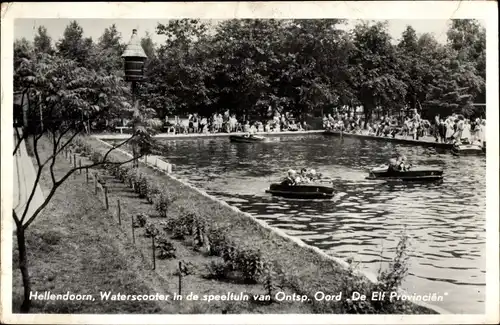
left=17, top=226, right=32, bottom=313
left=363, top=103, right=373, bottom=128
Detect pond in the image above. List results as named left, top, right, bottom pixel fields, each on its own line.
left=152, top=134, right=486, bottom=314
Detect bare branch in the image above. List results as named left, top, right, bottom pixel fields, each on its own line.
left=50, top=129, right=58, bottom=185
left=13, top=89, right=29, bottom=156
left=13, top=127, right=27, bottom=156
left=12, top=210, right=21, bottom=227
left=19, top=158, right=44, bottom=224
left=32, top=131, right=43, bottom=169
left=99, top=132, right=138, bottom=163
left=41, top=128, right=82, bottom=167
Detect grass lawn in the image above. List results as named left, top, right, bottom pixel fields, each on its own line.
left=11, top=137, right=312, bottom=314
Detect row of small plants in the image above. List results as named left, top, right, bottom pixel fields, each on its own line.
left=72, top=136, right=279, bottom=298
left=70, top=136, right=427, bottom=314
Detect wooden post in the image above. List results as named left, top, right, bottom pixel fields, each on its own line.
left=152, top=236, right=156, bottom=270
left=178, top=261, right=182, bottom=296
left=86, top=167, right=89, bottom=183
left=117, top=199, right=121, bottom=225
left=94, top=174, right=98, bottom=194
left=132, top=216, right=135, bottom=244
left=79, top=159, right=82, bottom=174
left=104, top=186, right=109, bottom=210
left=73, top=154, right=76, bottom=168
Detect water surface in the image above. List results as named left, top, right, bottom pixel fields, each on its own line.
left=153, top=134, right=486, bottom=314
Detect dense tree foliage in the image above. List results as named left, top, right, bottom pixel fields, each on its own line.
left=15, top=19, right=487, bottom=126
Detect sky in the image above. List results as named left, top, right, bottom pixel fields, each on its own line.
left=14, top=18, right=453, bottom=46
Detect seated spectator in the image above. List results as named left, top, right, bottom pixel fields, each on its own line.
left=243, top=121, right=250, bottom=132
left=264, top=122, right=271, bottom=133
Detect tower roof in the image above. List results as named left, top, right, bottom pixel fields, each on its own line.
left=122, top=29, right=147, bottom=58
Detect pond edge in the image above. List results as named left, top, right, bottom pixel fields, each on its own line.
left=95, top=136, right=451, bottom=315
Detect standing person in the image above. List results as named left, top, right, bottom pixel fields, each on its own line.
left=199, top=116, right=207, bottom=133
left=192, top=114, right=199, bottom=134
left=438, top=119, right=447, bottom=143
left=455, top=117, right=465, bottom=143
left=434, top=114, right=441, bottom=142
left=412, top=109, right=421, bottom=140
left=217, top=114, right=223, bottom=132
left=188, top=114, right=194, bottom=133
left=444, top=118, right=453, bottom=143
left=462, top=119, right=472, bottom=144
left=470, top=118, right=478, bottom=143
left=480, top=120, right=486, bottom=147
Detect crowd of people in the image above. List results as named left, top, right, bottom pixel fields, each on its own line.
left=323, top=109, right=431, bottom=140
left=323, top=109, right=487, bottom=146
left=433, top=113, right=486, bottom=146
left=163, top=110, right=310, bottom=135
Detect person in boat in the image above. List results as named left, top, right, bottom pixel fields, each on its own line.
left=300, top=168, right=312, bottom=183
left=308, top=169, right=318, bottom=181
left=282, top=169, right=297, bottom=186
left=396, top=155, right=411, bottom=171
left=283, top=169, right=302, bottom=186
left=387, top=158, right=399, bottom=172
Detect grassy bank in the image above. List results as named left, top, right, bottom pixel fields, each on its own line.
left=66, top=135, right=438, bottom=315
left=12, top=137, right=312, bottom=314
left=12, top=139, right=163, bottom=314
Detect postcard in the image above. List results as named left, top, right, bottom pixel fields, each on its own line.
left=1, top=1, right=498, bottom=324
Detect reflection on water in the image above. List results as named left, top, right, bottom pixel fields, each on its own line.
left=155, top=134, right=486, bottom=314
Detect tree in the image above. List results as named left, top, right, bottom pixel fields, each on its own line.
left=33, top=26, right=54, bottom=55
left=447, top=19, right=486, bottom=105
left=87, top=24, right=126, bottom=75
left=141, top=32, right=156, bottom=59
left=14, top=38, right=34, bottom=72
left=13, top=48, right=153, bottom=313
left=279, top=19, right=352, bottom=120
left=138, top=19, right=213, bottom=118
left=397, top=26, right=427, bottom=111
left=348, top=21, right=407, bottom=124
left=209, top=19, right=286, bottom=120
left=424, top=46, right=484, bottom=117
left=56, top=20, right=94, bottom=66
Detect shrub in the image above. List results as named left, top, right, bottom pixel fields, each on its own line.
left=206, top=224, right=230, bottom=256
left=136, top=174, right=149, bottom=198
left=155, top=235, right=176, bottom=259
left=133, top=213, right=148, bottom=228
left=204, top=260, right=230, bottom=280
left=176, top=260, right=196, bottom=276
left=154, top=189, right=177, bottom=218
left=340, top=233, right=411, bottom=314
left=116, top=165, right=132, bottom=182
left=126, top=168, right=138, bottom=189
left=261, top=261, right=278, bottom=298
left=91, top=151, right=103, bottom=164
left=80, top=143, right=93, bottom=156
left=169, top=210, right=199, bottom=240
left=159, top=221, right=170, bottom=232
left=230, top=247, right=265, bottom=283
left=145, top=180, right=160, bottom=204
left=145, top=222, right=159, bottom=238
left=377, top=233, right=410, bottom=291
